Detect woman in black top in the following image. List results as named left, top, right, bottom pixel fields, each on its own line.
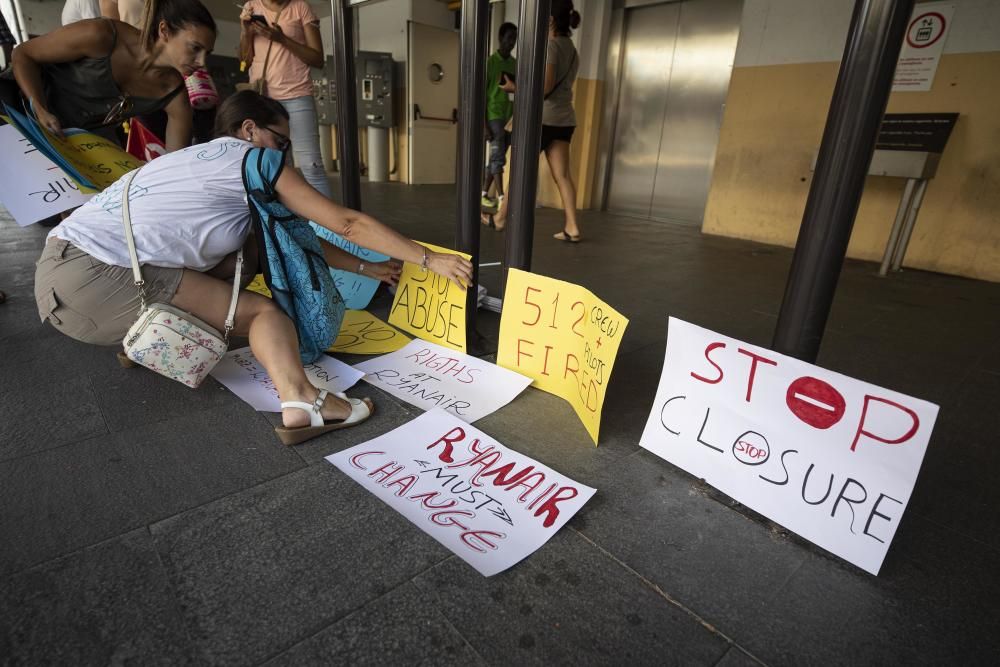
left=1, top=0, right=215, bottom=151
left=487, top=0, right=583, bottom=242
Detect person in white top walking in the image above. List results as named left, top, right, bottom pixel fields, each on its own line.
left=35, top=91, right=474, bottom=444
left=61, top=0, right=101, bottom=25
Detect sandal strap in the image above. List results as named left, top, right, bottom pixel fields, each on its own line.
left=279, top=400, right=314, bottom=412
left=343, top=397, right=371, bottom=425
left=280, top=388, right=329, bottom=427
left=313, top=389, right=329, bottom=414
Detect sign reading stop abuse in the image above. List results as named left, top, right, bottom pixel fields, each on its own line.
left=639, top=318, right=939, bottom=575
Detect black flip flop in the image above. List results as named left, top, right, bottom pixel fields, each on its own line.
left=553, top=231, right=581, bottom=243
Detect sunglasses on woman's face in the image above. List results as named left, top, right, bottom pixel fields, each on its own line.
left=261, top=126, right=291, bottom=152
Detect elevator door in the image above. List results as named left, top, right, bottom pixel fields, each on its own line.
left=606, top=0, right=742, bottom=224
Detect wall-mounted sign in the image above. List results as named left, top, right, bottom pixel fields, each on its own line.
left=892, top=2, right=954, bottom=92
left=876, top=113, right=958, bottom=153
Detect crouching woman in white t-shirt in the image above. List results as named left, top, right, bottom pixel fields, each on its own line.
left=35, top=91, right=473, bottom=444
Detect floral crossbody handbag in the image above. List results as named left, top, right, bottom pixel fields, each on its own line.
left=119, top=169, right=243, bottom=388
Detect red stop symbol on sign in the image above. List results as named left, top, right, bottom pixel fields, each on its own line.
left=786, top=376, right=847, bottom=430
left=906, top=12, right=946, bottom=49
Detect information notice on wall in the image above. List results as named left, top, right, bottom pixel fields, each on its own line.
left=876, top=113, right=958, bottom=153
left=639, top=318, right=939, bottom=575
left=892, top=2, right=954, bottom=92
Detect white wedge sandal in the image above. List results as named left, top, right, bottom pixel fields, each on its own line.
left=274, top=389, right=374, bottom=446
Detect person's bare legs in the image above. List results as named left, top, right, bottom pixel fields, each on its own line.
left=544, top=140, right=581, bottom=238
left=491, top=193, right=509, bottom=230
left=170, top=270, right=363, bottom=429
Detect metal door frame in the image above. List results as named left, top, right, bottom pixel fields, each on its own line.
left=593, top=4, right=629, bottom=213
left=594, top=0, right=683, bottom=211
left=596, top=2, right=687, bottom=214
left=595, top=0, right=741, bottom=218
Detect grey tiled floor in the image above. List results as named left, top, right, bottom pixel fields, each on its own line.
left=2, top=182, right=999, bottom=665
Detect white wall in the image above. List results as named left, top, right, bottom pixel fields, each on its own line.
left=735, top=0, right=1000, bottom=67
left=319, top=16, right=333, bottom=57
left=410, top=0, right=453, bottom=30
left=357, top=0, right=455, bottom=62
left=574, top=0, right=610, bottom=79
left=17, top=0, right=60, bottom=36
left=358, top=0, right=408, bottom=61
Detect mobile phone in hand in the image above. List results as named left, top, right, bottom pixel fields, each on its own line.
left=250, top=14, right=268, bottom=26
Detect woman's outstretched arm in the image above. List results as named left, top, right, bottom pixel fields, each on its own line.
left=274, top=167, right=472, bottom=289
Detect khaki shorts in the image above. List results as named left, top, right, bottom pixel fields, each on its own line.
left=34, top=238, right=184, bottom=346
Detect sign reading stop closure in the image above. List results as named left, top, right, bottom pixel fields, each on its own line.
left=640, top=318, right=939, bottom=575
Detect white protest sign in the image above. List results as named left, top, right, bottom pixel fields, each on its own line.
left=354, top=339, right=532, bottom=423
left=327, top=408, right=595, bottom=576
left=892, top=2, right=954, bottom=92
left=0, top=124, right=92, bottom=226
left=211, top=347, right=364, bottom=411
left=639, top=318, right=938, bottom=575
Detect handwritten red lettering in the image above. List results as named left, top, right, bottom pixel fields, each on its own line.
left=429, top=509, right=474, bottom=529
left=850, top=395, right=920, bottom=452
left=384, top=474, right=418, bottom=497
left=523, top=287, right=542, bottom=325
left=691, top=342, right=726, bottom=384
left=408, top=491, right=459, bottom=510
left=737, top=348, right=778, bottom=402
left=368, top=461, right=403, bottom=484
left=516, top=338, right=534, bottom=367
left=350, top=450, right=385, bottom=470
left=461, top=530, right=505, bottom=553
left=473, top=462, right=534, bottom=488
left=526, top=483, right=557, bottom=510
left=533, top=486, right=579, bottom=528
left=426, top=427, right=466, bottom=463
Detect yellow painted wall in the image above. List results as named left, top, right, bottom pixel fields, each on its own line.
left=703, top=52, right=1000, bottom=282
left=536, top=77, right=604, bottom=210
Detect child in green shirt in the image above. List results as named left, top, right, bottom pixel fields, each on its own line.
left=482, top=22, right=517, bottom=211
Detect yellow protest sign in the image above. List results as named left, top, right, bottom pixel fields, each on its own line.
left=246, top=274, right=272, bottom=298
left=388, top=242, right=470, bottom=353
left=38, top=127, right=143, bottom=193
left=497, top=269, right=629, bottom=445
left=328, top=310, right=411, bottom=355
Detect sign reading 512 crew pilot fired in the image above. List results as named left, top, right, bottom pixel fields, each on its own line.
left=498, top=269, right=629, bottom=444
left=639, top=318, right=939, bottom=575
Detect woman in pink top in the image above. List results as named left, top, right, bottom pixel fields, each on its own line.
left=239, top=0, right=331, bottom=197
